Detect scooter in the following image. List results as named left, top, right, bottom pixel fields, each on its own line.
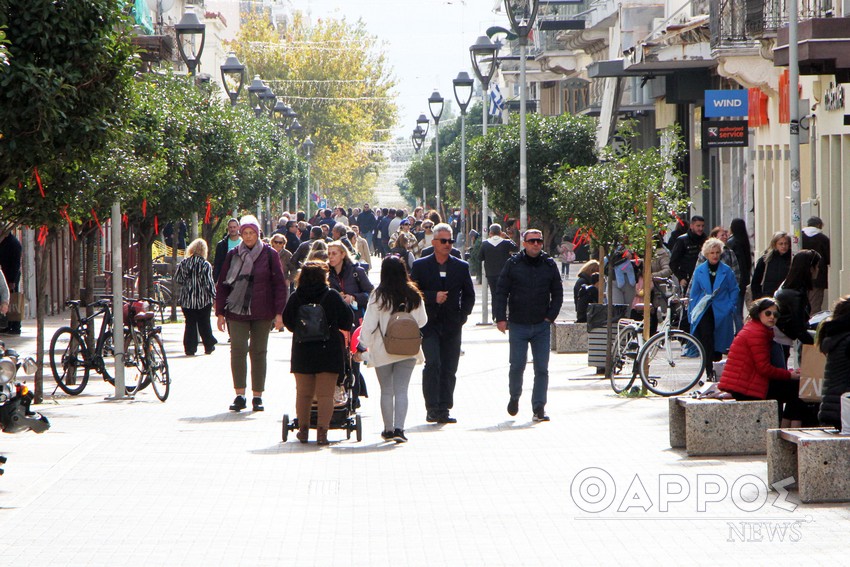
left=0, top=341, right=50, bottom=474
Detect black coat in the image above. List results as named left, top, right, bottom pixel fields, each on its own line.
left=0, top=232, right=22, bottom=288
left=669, top=230, right=707, bottom=284
left=774, top=286, right=814, bottom=344
left=213, top=237, right=239, bottom=283
left=480, top=237, right=519, bottom=279
left=726, top=235, right=752, bottom=288
left=817, top=318, right=850, bottom=428
left=282, top=284, right=353, bottom=375
left=356, top=209, right=377, bottom=234
left=751, top=250, right=791, bottom=299
left=410, top=253, right=475, bottom=334
left=493, top=251, right=563, bottom=325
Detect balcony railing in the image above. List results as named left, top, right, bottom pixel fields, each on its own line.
left=710, top=0, right=752, bottom=48
left=745, top=0, right=835, bottom=37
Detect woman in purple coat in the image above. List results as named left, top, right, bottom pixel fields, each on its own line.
left=216, top=215, right=287, bottom=413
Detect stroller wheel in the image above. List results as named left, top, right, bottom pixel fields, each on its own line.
left=355, top=414, right=363, bottom=442
left=282, top=414, right=290, bottom=442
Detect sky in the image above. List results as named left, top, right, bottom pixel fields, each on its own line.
left=296, top=0, right=506, bottom=138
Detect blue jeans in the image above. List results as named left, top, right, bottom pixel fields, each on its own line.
left=508, top=321, right=551, bottom=410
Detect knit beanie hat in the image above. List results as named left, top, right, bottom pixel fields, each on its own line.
left=239, top=215, right=260, bottom=235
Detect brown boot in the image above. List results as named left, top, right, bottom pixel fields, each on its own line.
left=296, top=427, right=309, bottom=444
left=316, top=427, right=329, bottom=446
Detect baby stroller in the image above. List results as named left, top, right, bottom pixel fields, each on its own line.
left=282, top=334, right=363, bottom=443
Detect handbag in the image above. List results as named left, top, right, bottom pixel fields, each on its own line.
left=7, top=292, right=25, bottom=322
left=744, top=256, right=768, bottom=310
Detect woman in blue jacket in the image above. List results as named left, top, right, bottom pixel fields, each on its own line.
left=688, top=238, right=739, bottom=378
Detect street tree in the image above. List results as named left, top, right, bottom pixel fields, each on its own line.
left=551, top=125, right=690, bottom=379
left=0, top=0, right=136, bottom=402
left=230, top=12, right=397, bottom=206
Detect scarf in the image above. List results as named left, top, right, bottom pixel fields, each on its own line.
left=224, top=242, right=264, bottom=315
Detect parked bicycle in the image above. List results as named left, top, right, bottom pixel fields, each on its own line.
left=609, top=277, right=707, bottom=396
left=49, top=298, right=170, bottom=401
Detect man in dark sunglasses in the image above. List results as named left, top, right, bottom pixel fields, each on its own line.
left=410, top=223, right=476, bottom=424
left=493, top=229, right=563, bottom=422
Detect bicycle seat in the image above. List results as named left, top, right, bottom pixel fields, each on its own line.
left=65, top=300, right=81, bottom=307
left=92, top=299, right=110, bottom=308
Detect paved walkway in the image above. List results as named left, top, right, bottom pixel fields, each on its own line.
left=0, top=274, right=845, bottom=566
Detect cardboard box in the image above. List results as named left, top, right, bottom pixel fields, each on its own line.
left=799, top=344, right=826, bottom=403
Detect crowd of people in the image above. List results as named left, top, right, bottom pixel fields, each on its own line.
left=168, top=201, right=572, bottom=444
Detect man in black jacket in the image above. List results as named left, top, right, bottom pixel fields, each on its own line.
left=213, top=218, right=241, bottom=283
left=669, top=215, right=706, bottom=291
left=410, top=223, right=475, bottom=424
left=480, top=223, right=519, bottom=313
left=283, top=220, right=301, bottom=254
left=493, top=229, right=563, bottom=422
left=0, top=231, right=22, bottom=334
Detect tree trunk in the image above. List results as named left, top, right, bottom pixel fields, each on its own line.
left=33, top=229, right=54, bottom=404
left=604, top=246, right=615, bottom=380
left=135, top=221, right=154, bottom=299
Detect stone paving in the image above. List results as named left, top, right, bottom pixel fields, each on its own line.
left=0, top=273, right=847, bottom=566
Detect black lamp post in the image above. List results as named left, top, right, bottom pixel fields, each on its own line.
left=174, top=5, right=206, bottom=76
left=470, top=34, right=500, bottom=324
left=428, top=90, right=444, bottom=214
left=453, top=72, right=474, bottom=252
left=416, top=113, right=430, bottom=140
left=504, top=0, right=540, bottom=233
left=287, top=118, right=304, bottom=142
left=220, top=52, right=246, bottom=106
left=247, top=75, right=267, bottom=118
left=259, top=87, right=277, bottom=116
left=301, top=137, right=315, bottom=220
left=412, top=125, right=426, bottom=207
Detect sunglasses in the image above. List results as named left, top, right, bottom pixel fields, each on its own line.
left=762, top=310, right=778, bottom=317
left=525, top=238, right=544, bottom=244
left=434, top=238, right=455, bottom=245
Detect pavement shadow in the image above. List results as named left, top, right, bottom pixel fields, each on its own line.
left=179, top=412, right=254, bottom=424
left=469, top=420, right=536, bottom=432
left=403, top=424, right=447, bottom=434
left=330, top=441, right=399, bottom=453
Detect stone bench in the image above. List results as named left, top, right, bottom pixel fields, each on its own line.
left=767, top=428, right=850, bottom=503
left=550, top=321, right=587, bottom=353
left=669, top=397, right=778, bottom=456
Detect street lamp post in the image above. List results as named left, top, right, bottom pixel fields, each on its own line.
left=302, top=137, right=315, bottom=223
left=471, top=34, right=499, bottom=324
left=453, top=72, right=474, bottom=252
left=412, top=125, right=426, bottom=208
left=247, top=75, right=267, bottom=118
left=428, top=90, right=444, bottom=215
left=504, top=0, right=539, bottom=233
left=273, top=101, right=299, bottom=213
left=416, top=114, right=430, bottom=208
left=220, top=52, right=245, bottom=106
left=174, top=5, right=206, bottom=77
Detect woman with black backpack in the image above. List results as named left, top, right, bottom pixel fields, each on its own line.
left=283, top=261, right=353, bottom=445
left=359, top=256, right=427, bottom=443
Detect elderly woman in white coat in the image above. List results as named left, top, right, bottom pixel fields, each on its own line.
left=359, top=255, right=427, bottom=443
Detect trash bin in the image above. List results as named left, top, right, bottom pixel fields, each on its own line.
left=587, top=303, right=629, bottom=372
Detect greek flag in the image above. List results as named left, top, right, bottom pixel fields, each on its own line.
left=489, top=84, right=505, bottom=118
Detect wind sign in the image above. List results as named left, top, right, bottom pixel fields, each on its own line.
left=705, top=90, right=749, bottom=118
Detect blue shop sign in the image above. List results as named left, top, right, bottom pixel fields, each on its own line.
left=705, top=90, right=749, bottom=117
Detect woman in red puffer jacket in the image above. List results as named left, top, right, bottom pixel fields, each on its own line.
left=719, top=297, right=806, bottom=427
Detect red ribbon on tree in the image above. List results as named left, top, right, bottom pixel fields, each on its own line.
left=60, top=206, right=77, bottom=241
left=204, top=196, right=211, bottom=224
left=673, top=212, right=685, bottom=226
left=142, top=198, right=147, bottom=218
left=154, top=215, right=159, bottom=235
left=33, top=167, right=45, bottom=198
left=122, top=213, right=129, bottom=228
left=37, top=226, right=48, bottom=246
left=91, top=208, right=104, bottom=237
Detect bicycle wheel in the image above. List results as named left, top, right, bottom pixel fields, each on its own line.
left=638, top=330, right=706, bottom=396
left=148, top=335, right=171, bottom=402
left=610, top=326, right=638, bottom=394
left=123, top=327, right=146, bottom=395
left=49, top=327, right=89, bottom=395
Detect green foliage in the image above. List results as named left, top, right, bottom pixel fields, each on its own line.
left=551, top=124, right=691, bottom=255
left=467, top=113, right=597, bottom=229
left=0, top=0, right=137, bottom=192
left=231, top=12, right=397, bottom=204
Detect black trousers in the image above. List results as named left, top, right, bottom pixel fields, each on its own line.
left=730, top=380, right=809, bottom=422
left=182, top=305, right=217, bottom=355
left=421, top=325, right=463, bottom=413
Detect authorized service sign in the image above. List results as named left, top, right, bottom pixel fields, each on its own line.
left=703, top=120, right=748, bottom=148
left=705, top=90, right=749, bottom=117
